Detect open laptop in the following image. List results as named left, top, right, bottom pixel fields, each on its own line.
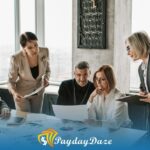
left=52, top=104, right=88, bottom=121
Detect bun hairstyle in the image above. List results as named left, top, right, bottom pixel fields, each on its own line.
left=20, top=32, right=38, bottom=48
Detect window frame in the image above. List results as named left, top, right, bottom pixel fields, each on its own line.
left=0, top=0, right=71, bottom=86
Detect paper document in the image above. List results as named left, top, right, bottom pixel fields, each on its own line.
left=23, top=86, right=44, bottom=98
left=52, top=105, right=88, bottom=121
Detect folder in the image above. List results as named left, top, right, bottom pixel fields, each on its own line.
left=23, top=86, right=44, bottom=98
left=116, top=94, right=147, bottom=105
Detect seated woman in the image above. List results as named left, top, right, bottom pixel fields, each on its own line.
left=0, top=97, right=10, bottom=118
left=87, top=65, right=131, bottom=129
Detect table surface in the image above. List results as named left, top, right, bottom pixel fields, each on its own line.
left=0, top=110, right=148, bottom=150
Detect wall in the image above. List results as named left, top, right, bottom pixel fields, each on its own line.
left=72, top=0, right=132, bottom=93
left=114, top=0, right=132, bottom=92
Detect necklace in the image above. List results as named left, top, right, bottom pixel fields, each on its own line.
left=73, top=80, right=90, bottom=105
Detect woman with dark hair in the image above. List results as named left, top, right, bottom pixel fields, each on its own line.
left=87, top=65, right=131, bottom=128
left=8, top=32, right=50, bottom=113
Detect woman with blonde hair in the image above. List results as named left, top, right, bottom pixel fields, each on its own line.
left=125, top=31, right=150, bottom=132
left=126, top=31, right=150, bottom=100
left=87, top=65, right=131, bottom=128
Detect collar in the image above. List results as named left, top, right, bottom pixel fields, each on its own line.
left=141, top=55, right=149, bottom=70
left=104, top=88, right=116, bottom=100
left=74, top=79, right=89, bottom=90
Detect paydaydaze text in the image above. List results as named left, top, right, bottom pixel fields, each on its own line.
left=54, top=136, right=112, bottom=147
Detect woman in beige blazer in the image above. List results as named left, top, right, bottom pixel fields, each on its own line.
left=8, top=32, right=50, bottom=113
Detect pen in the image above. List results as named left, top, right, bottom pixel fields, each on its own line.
left=78, top=127, right=87, bottom=131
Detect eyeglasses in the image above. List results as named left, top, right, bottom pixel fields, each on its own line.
left=126, top=46, right=130, bottom=51
left=95, top=78, right=107, bottom=83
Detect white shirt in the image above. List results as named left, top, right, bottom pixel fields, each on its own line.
left=87, top=88, right=131, bottom=129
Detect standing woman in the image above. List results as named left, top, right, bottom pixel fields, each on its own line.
left=126, top=31, right=150, bottom=99
left=8, top=32, right=50, bottom=113
left=125, top=31, right=150, bottom=130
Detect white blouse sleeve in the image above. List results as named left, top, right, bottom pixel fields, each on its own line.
left=87, top=99, right=97, bottom=120
left=106, top=93, right=130, bottom=129
left=108, top=101, right=126, bottom=128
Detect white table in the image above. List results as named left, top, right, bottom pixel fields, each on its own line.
left=0, top=110, right=148, bottom=150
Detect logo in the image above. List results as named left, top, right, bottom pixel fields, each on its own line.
left=38, top=128, right=112, bottom=147
left=38, top=128, right=58, bottom=147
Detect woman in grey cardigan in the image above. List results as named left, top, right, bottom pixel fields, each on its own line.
left=125, top=31, right=150, bottom=132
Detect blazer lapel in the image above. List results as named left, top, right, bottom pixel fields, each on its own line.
left=37, top=54, right=43, bottom=79
left=146, top=54, right=150, bottom=92
left=36, top=48, right=47, bottom=79
left=21, top=50, right=36, bottom=80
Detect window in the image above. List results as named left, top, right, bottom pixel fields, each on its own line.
left=0, top=0, right=15, bottom=82
left=45, top=0, right=72, bottom=83
left=0, top=0, right=35, bottom=82
left=0, top=0, right=72, bottom=84
left=131, top=0, right=150, bottom=90
left=20, top=0, right=35, bottom=33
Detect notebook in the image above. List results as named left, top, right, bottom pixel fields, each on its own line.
left=116, top=94, right=147, bottom=105
left=23, top=86, right=44, bottom=98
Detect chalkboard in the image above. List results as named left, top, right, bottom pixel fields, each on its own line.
left=77, top=0, right=106, bottom=49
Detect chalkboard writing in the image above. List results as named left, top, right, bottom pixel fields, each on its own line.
left=77, top=0, right=106, bottom=49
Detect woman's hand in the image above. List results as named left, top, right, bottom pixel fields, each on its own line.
left=140, top=91, right=150, bottom=103
left=139, top=91, right=147, bottom=96
left=43, top=78, right=49, bottom=87
left=13, top=92, right=23, bottom=102
left=42, top=74, right=49, bottom=87
left=89, top=87, right=102, bottom=103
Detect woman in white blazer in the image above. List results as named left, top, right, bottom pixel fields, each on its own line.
left=87, top=65, right=131, bottom=129
left=8, top=32, right=50, bottom=113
